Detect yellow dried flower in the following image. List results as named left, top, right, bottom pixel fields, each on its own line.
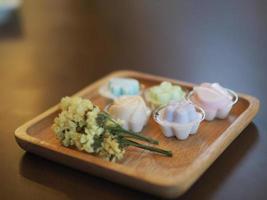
left=99, top=132, right=125, bottom=162
left=52, top=96, right=172, bottom=162
left=52, top=96, right=103, bottom=152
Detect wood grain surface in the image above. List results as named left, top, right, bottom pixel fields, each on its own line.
left=15, top=71, right=259, bottom=198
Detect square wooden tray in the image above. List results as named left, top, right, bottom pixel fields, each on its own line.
left=15, top=70, right=260, bottom=198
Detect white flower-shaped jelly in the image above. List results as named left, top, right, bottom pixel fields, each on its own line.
left=187, top=83, right=238, bottom=121
left=153, top=100, right=205, bottom=140
left=106, top=96, right=151, bottom=132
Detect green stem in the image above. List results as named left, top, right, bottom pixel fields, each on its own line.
left=123, top=139, right=172, bottom=157
left=121, top=129, right=159, bottom=145
left=99, top=112, right=160, bottom=146
left=108, top=126, right=159, bottom=145
left=100, top=112, right=159, bottom=145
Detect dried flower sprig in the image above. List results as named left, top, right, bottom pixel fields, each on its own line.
left=52, top=97, right=172, bottom=162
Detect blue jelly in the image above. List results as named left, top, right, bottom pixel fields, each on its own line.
left=108, top=78, right=140, bottom=97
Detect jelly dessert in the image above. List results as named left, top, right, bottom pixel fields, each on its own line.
left=106, top=96, right=151, bottom=132
left=187, top=83, right=238, bottom=121
left=99, top=78, right=141, bottom=99
left=144, top=82, right=185, bottom=109
left=108, top=78, right=140, bottom=97
left=153, top=100, right=205, bottom=140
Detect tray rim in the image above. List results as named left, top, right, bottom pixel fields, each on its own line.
left=15, top=70, right=260, bottom=198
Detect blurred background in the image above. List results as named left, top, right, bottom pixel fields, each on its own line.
left=0, top=1, right=266, bottom=200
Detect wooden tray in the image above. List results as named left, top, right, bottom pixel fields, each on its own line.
left=15, top=70, right=260, bottom=198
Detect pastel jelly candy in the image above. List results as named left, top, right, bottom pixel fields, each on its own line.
left=108, top=78, right=140, bottom=97
left=154, top=100, right=204, bottom=140
left=145, top=82, right=185, bottom=109
left=189, top=83, right=237, bottom=121
left=108, top=96, right=151, bottom=132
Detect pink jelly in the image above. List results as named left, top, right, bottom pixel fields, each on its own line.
left=188, top=83, right=238, bottom=121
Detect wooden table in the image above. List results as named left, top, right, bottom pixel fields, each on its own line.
left=0, top=1, right=265, bottom=199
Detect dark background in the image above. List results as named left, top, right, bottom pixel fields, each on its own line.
left=0, top=1, right=266, bottom=199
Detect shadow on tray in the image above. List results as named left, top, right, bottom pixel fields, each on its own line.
left=179, top=122, right=259, bottom=200
left=19, top=123, right=259, bottom=200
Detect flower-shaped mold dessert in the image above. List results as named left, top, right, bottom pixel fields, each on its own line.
left=99, top=78, right=142, bottom=100
left=144, top=81, right=185, bottom=110
left=105, top=96, right=151, bottom=132
left=187, top=83, right=238, bottom=121
left=153, top=100, right=205, bottom=140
